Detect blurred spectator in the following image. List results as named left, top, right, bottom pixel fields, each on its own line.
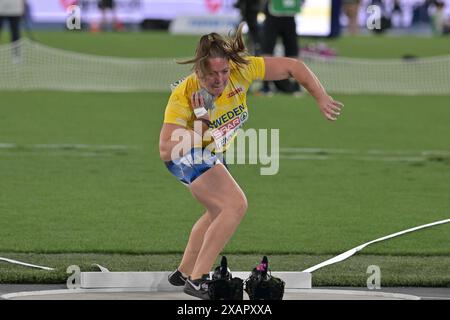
left=428, top=0, right=450, bottom=34
left=260, top=0, right=303, bottom=95
left=430, top=0, right=445, bottom=34
left=342, top=0, right=361, bottom=35
left=391, top=0, right=404, bottom=26
left=234, top=0, right=263, bottom=55
left=91, top=0, right=123, bottom=32
left=0, top=0, right=25, bottom=43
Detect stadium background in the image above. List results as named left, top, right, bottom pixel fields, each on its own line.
left=0, top=0, right=449, bottom=287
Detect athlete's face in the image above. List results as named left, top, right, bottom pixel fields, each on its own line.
left=197, top=58, right=230, bottom=97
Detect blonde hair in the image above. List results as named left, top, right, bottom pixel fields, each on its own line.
left=178, top=22, right=249, bottom=75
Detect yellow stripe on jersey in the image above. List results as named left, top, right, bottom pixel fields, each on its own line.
left=163, top=56, right=265, bottom=153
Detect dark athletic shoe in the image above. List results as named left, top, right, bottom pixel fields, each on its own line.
left=184, top=275, right=211, bottom=300
left=168, top=269, right=187, bottom=286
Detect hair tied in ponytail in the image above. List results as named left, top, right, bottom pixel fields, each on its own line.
left=177, top=22, right=249, bottom=75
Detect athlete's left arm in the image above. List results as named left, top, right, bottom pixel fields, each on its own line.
left=263, top=56, right=343, bottom=121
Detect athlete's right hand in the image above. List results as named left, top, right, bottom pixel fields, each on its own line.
left=191, top=91, right=210, bottom=122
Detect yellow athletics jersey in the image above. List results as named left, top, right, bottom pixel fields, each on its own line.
left=163, top=56, right=265, bottom=153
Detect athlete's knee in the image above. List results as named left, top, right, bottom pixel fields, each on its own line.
left=224, top=193, right=248, bottom=219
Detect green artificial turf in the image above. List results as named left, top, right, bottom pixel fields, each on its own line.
left=0, top=31, right=449, bottom=285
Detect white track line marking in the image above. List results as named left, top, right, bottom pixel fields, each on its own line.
left=0, top=143, right=135, bottom=150
left=1, top=143, right=449, bottom=163
left=279, top=147, right=450, bottom=156
left=303, top=218, right=450, bottom=273
left=1, top=288, right=421, bottom=300
left=0, top=257, right=54, bottom=271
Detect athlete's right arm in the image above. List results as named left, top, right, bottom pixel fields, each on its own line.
left=159, top=119, right=212, bottom=162
left=160, top=91, right=212, bottom=162
left=159, top=124, right=200, bottom=162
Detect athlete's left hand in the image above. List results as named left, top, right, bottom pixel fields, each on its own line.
left=317, top=96, right=344, bottom=121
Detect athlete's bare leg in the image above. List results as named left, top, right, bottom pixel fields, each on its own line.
left=177, top=210, right=219, bottom=276
left=185, top=163, right=247, bottom=280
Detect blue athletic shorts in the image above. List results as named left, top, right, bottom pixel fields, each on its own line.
left=164, top=148, right=227, bottom=186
